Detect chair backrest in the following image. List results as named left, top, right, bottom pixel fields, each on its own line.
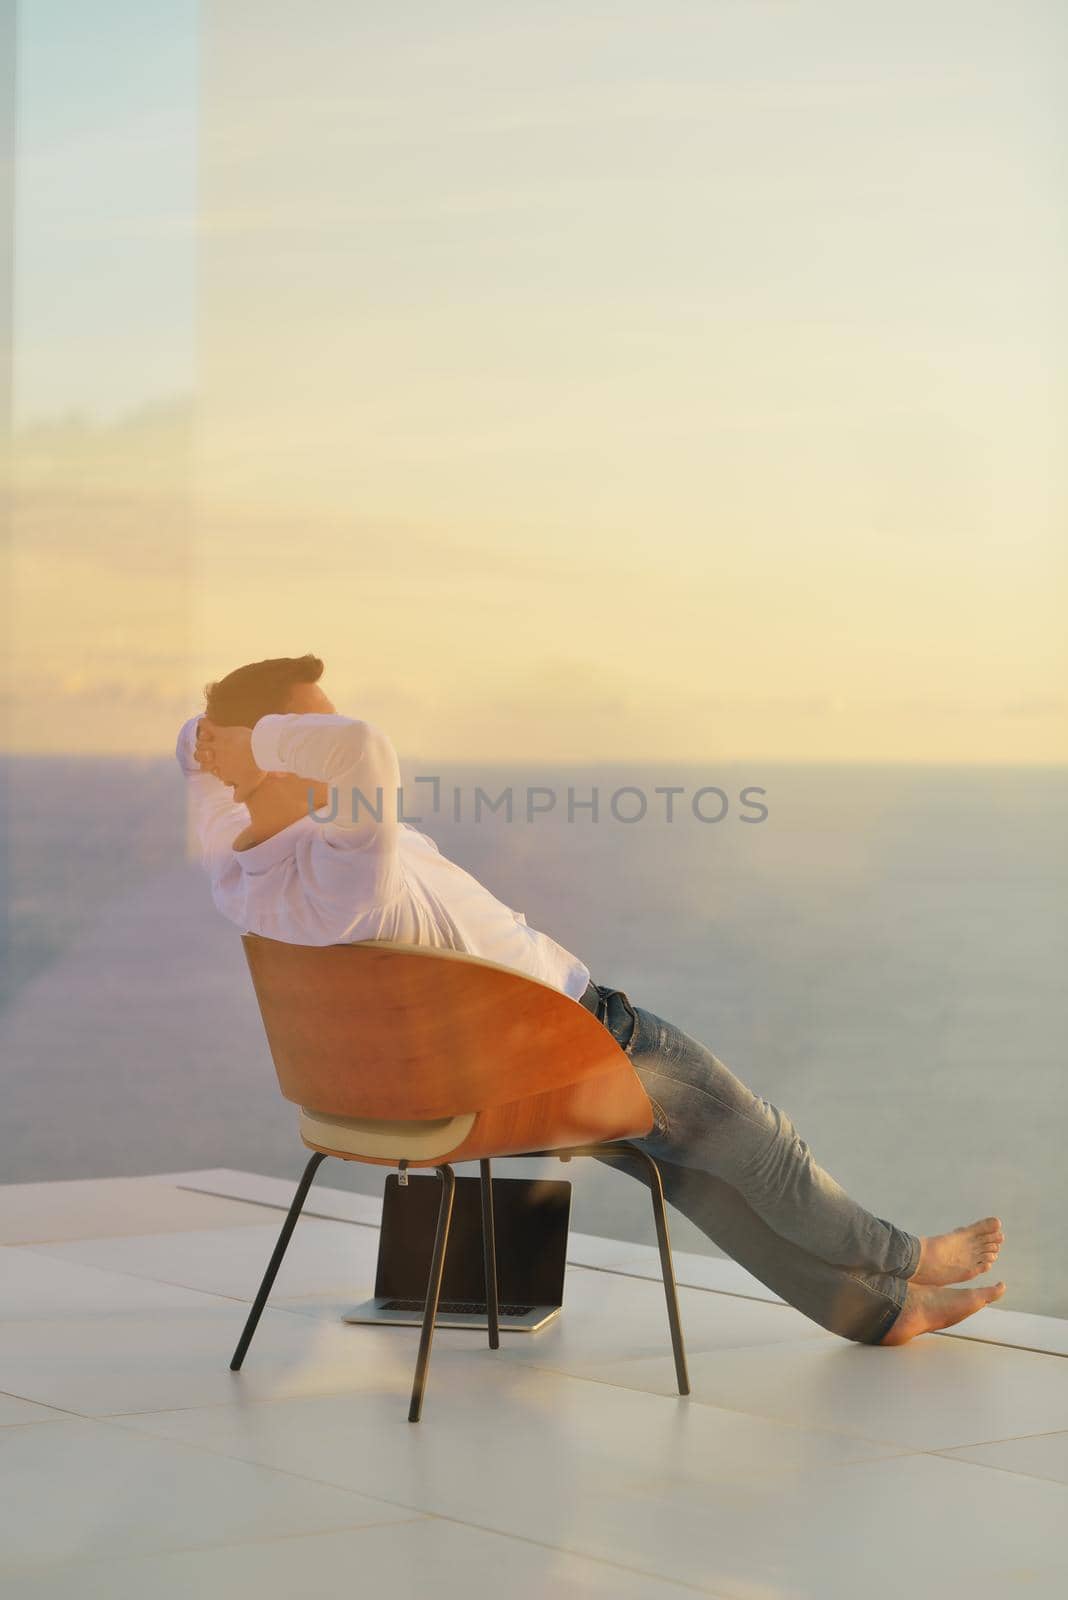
left=241, top=935, right=645, bottom=1122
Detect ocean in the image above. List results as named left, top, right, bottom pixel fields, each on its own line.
left=2, top=756, right=1065, bottom=1317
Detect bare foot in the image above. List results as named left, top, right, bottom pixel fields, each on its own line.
left=911, top=1217, right=1004, bottom=1286
left=878, top=1279, right=1006, bottom=1345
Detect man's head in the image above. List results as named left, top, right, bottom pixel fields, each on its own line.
left=203, top=653, right=335, bottom=726
left=197, top=653, right=336, bottom=808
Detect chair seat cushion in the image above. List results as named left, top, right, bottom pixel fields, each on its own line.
left=299, top=1106, right=477, bottom=1161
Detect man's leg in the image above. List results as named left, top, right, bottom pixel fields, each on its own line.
left=597, top=1147, right=907, bottom=1344
left=597, top=992, right=920, bottom=1282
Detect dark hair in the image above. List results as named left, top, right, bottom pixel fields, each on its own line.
left=204, top=654, right=324, bottom=727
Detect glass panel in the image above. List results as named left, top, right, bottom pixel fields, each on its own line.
left=4, top=3, right=1065, bottom=1329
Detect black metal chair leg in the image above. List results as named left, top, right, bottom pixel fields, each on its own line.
left=479, top=1158, right=500, bottom=1349
left=521, top=1141, right=691, bottom=1395
left=622, top=1144, right=690, bottom=1395
left=408, top=1164, right=456, bottom=1422
left=230, top=1151, right=326, bottom=1371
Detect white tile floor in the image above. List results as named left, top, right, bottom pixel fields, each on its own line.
left=1, top=1169, right=1065, bottom=1599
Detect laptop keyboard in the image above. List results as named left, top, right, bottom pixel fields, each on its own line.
left=381, top=1298, right=536, bottom=1316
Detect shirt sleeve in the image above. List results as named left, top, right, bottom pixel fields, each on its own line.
left=250, top=713, right=402, bottom=895
left=174, top=714, right=250, bottom=868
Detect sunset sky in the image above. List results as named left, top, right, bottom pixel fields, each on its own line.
left=9, top=0, right=1067, bottom=762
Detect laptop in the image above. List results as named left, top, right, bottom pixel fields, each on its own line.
left=344, top=1172, right=571, bottom=1332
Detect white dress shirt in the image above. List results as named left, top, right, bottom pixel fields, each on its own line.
left=175, top=712, right=591, bottom=999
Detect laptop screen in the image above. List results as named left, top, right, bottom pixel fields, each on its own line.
left=375, top=1174, right=572, bottom=1308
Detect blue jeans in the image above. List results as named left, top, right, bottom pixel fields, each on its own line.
left=583, top=983, right=921, bottom=1344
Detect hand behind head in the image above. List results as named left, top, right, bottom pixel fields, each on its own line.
left=195, top=719, right=264, bottom=800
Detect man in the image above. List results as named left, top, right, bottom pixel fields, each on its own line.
left=177, top=653, right=1006, bottom=1346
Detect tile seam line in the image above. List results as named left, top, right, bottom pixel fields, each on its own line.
left=170, top=1182, right=383, bottom=1228
left=5, top=1526, right=725, bottom=1600
left=104, top=1361, right=922, bottom=1457
left=0, top=1390, right=88, bottom=1420
left=938, top=1425, right=1068, bottom=1447
left=62, top=1412, right=736, bottom=1600
left=88, top=1410, right=453, bottom=1514
left=923, top=1451, right=1068, bottom=1490
left=366, top=1507, right=732, bottom=1598
left=6, top=1248, right=287, bottom=1308
left=525, top=1364, right=924, bottom=1452
left=0, top=1514, right=432, bottom=1583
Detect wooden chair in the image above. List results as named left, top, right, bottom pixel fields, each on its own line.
left=230, top=934, right=690, bottom=1420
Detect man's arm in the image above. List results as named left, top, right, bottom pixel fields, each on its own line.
left=250, top=713, right=401, bottom=854
left=175, top=714, right=250, bottom=867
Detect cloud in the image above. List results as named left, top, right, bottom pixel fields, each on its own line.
left=1000, top=695, right=1068, bottom=720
